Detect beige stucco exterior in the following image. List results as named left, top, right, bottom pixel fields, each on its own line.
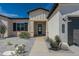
left=8, top=19, right=28, bottom=37
left=0, top=8, right=49, bottom=37
left=28, top=9, right=49, bottom=37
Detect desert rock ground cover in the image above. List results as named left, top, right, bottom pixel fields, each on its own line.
left=0, top=37, right=35, bottom=56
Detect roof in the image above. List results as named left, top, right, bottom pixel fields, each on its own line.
left=0, top=15, right=10, bottom=19
left=28, top=8, right=49, bottom=14
left=47, top=3, right=59, bottom=19
left=9, top=18, right=29, bottom=20
left=0, top=15, right=29, bottom=20
left=0, top=5, right=59, bottom=20
left=63, top=10, right=79, bottom=18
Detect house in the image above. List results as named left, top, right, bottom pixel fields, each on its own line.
left=1, top=3, right=79, bottom=46
left=0, top=8, right=49, bottom=37
left=48, top=3, right=79, bottom=46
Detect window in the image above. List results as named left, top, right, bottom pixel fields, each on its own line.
left=62, top=24, right=65, bottom=33
left=13, top=23, right=28, bottom=31
left=25, top=23, right=28, bottom=31
left=20, top=23, right=25, bottom=31
left=38, top=24, right=42, bottom=32
left=17, top=23, right=20, bottom=31
left=13, top=23, right=16, bottom=31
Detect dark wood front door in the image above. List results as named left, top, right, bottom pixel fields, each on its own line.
left=38, top=24, right=42, bottom=36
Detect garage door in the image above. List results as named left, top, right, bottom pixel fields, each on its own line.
left=73, top=29, right=79, bottom=45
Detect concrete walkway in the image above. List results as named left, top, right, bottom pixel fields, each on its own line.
left=29, top=37, right=50, bottom=56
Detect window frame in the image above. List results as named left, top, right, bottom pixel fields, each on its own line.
left=62, top=24, right=65, bottom=33
left=13, top=22, right=28, bottom=31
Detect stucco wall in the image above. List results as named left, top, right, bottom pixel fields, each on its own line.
left=59, top=12, right=68, bottom=42
left=48, top=12, right=60, bottom=41
left=28, top=20, right=34, bottom=37
left=48, top=11, right=68, bottom=42
left=29, top=9, right=49, bottom=18
left=8, top=19, right=28, bottom=37
left=29, top=9, right=49, bottom=21
left=29, top=9, right=48, bottom=37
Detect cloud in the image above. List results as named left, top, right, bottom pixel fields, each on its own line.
left=0, top=6, right=19, bottom=17
left=0, top=12, right=19, bottom=17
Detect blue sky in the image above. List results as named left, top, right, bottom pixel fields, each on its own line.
left=0, top=3, right=54, bottom=18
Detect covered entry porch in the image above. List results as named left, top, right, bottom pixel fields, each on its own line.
left=34, top=21, right=46, bottom=36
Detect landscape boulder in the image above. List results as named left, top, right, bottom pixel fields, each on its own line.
left=59, top=42, right=70, bottom=51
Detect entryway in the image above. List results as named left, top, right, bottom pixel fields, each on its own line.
left=34, top=21, right=46, bottom=36
left=38, top=24, right=42, bottom=36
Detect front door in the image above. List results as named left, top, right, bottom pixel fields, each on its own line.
left=38, top=24, right=42, bottom=36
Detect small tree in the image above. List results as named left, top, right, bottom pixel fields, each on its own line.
left=0, top=25, right=6, bottom=38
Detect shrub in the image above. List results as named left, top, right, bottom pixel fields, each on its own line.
left=55, top=35, right=61, bottom=45
left=19, top=32, right=30, bottom=39
left=46, top=37, right=50, bottom=42
left=49, top=39, right=59, bottom=50
left=15, top=44, right=26, bottom=55
left=49, top=35, right=61, bottom=50
left=7, top=41, right=13, bottom=45
left=50, top=39, right=58, bottom=48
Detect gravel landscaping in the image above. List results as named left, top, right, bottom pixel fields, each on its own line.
left=49, top=45, right=79, bottom=56
left=45, top=40, right=75, bottom=56
left=0, top=37, right=35, bottom=56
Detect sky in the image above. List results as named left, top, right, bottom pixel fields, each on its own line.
left=0, top=3, right=54, bottom=18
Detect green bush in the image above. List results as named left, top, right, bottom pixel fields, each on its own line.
left=19, top=32, right=30, bottom=39
left=50, top=39, right=57, bottom=48
left=49, top=35, right=61, bottom=50
left=7, top=41, right=13, bottom=45
left=55, top=35, right=61, bottom=45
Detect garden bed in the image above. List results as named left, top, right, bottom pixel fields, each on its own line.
left=45, top=39, right=73, bottom=56
left=0, top=37, right=35, bottom=56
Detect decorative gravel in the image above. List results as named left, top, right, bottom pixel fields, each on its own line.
left=45, top=40, right=74, bottom=56
left=0, top=37, right=35, bottom=56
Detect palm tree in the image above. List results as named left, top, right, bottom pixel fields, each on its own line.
left=0, top=25, right=6, bottom=38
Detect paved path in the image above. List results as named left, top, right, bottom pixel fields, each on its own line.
left=29, top=37, right=50, bottom=56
